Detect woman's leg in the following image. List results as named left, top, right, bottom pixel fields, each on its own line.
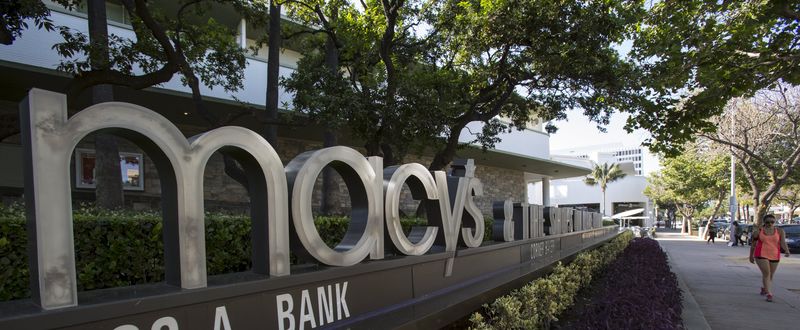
left=769, top=261, right=779, bottom=282
left=756, top=258, right=773, bottom=294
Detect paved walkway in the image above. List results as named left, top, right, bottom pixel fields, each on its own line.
left=655, top=229, right=800, bottom=329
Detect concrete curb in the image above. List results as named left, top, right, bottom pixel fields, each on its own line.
left=664, top=248, right=712, bottom=330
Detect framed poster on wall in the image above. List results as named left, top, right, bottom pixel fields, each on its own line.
left=74, top=148, right=144, bottom=191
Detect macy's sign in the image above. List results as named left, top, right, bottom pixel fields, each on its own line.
left=20, top=89, right=533, bottom=311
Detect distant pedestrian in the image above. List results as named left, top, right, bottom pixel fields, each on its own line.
left=705, top=220, right=717, bottom=244
left=730, top=221, right=740, bottom=246
left=749, top=214, right=791, bottom=302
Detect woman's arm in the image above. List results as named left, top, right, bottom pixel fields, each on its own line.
left=779, top=228, right=790, bottom=257
left=749, top=227, right=759, bottom=263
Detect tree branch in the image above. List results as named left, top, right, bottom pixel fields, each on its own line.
left=700, top=132, right=776, bottom=171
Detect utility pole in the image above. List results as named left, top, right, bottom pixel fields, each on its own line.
left=730, top=155, right=737, bottom=222
left=729, top=109, right=737, bottom=223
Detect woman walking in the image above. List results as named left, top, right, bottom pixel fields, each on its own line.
left=749, top=214, right=791, bottom=302
left=705, top=220, right=717, bottom=244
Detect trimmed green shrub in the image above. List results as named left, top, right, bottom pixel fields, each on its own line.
left=0, top=203, right=27, bottom=301
left=469, top=230, right=633, bottom=329
left=0, top=204, right=493, bottom=301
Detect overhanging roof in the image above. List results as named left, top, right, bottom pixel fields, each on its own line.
left=459, top=147, right=591, bottom=179
left=611, top=208, right=645, bottom=219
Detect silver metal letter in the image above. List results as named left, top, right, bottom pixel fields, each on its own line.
left=285, top=147, right=383, bottom=266
left=20, top=89, right=291, bottom=309
left=461, top=178, right=485, bottom=247
left=383, top=164, right=438, bottom=255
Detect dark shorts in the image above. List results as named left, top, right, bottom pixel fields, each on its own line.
left=756, top=257, right=779, bottom=264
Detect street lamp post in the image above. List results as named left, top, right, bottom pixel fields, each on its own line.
left=729, top=109, right=737, bottom=223
left=730, top=156, right=737, bottom=222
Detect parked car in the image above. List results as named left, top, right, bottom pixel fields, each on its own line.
left=778, top=224, right=800, bottom=253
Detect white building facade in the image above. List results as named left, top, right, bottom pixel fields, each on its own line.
left=533, top=144, right=657, bottom=226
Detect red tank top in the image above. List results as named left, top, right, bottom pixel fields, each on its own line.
left=754, top=227, right=781, bottom=260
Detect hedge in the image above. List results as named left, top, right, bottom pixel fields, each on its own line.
left=0, top=204, right=492, bottom=301
left=469, top=230, right=633, bottom=329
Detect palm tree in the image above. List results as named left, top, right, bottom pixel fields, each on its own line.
left=584, top=162, right=627, bottom=216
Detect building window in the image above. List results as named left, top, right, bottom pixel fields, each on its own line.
left=45, top=0, right=133, bottom=26
left=75, top=149, right=144, bottom=191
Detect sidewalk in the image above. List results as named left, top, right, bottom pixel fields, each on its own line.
left=655, top=229, right=800, bottom=329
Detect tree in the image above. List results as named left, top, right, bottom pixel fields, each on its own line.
left=700, top=85, right=800, bottom=224
left=631, top=0, right=800, bottom=155
left=584, top=163, right=627, bottom=216
left=644, top=146, right=729, bottom=234
left=284, top=0, right=438, bottom=165
left=423, top=0, right=647, bottom=171
left=286, top=0, right=648, bottom=171
left=775, top=183, right=800, bottom=221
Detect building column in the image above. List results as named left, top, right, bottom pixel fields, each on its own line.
left=238, top=19, right=247, bottom=49
left=542, top=177, right=550, bottom=206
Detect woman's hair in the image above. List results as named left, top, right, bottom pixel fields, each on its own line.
left=763, top=214, right=776, bottom=223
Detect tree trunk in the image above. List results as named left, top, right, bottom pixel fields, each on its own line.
left=428, top=118, right=469, bottom=171
left=709, top=189, right=727, bottom=219
left=321, top=131, right=337, bottom=215
left=94, top=131, right=124, bottom=209
left=681, top=216, right=687, bottom=234
left=686, top=216, right=692, bottom=235
left=745, top=205, right=751, bottom=223
left=668, top=207, right=676, bottom=229
left=755, top=203, right=769, bottom=225
left=602, top=188, right=607, bottom=216
left=264, top=1, right=280, bottom=147
left=737, top=204, right=743, bottom=222
left=88, top=0, right=124, bottom=209
left=365, top=140, right=382, bottom=158
left=319, top=7, right=339, bottom=216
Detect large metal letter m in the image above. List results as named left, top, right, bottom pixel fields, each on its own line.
left=20, top=89, right=290, bottom=310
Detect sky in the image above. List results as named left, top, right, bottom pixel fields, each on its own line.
left=548, top=109, right=663, bottom=176
left=548, top=109, right=652, bottom=151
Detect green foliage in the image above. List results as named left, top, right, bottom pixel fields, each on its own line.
left=469, top=231, right=633, bottom=329
left=0, top=204, right=27, bottom=301
left=285, top=0, right=649, bottom=167
left=584, top=163, right=627, bottom=190
left=584, top=162, right=627, bottom=215
left=631, top=1, right=800, bottom=155
left=0, top=204, right=494, bottom=301
left=44, top=0, right=267, bottom=98
left=0, top=0, right=69, bottom=45
left=644, top=145, right=729, bottom=220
